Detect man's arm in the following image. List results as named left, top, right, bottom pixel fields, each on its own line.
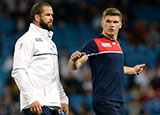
left=12, top=38, right=37, bottom=104
left=124, top=64, right=145, bottom=75
left=12, top=38, right=43, bottom=114
left=68, top=51, right=88, bottom=70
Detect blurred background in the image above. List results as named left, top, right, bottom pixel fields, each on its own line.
left=0, top=0, right=160, bottom=115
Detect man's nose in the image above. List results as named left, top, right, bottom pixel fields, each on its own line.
left=110, top=22, right=114, bottom=27
left=50, top=16, right=54, bottom=21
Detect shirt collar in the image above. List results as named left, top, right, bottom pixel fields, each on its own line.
left=100, top=34, right=116, bottom=42
left=29, top=23, right=53, bottom=39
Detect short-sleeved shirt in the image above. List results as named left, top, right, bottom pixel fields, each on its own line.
left=81, top=34, right=124, bottom=107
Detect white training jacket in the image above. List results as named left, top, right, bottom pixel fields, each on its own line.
left=12, top=23, right=68, bottom=111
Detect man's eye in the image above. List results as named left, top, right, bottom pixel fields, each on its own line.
left=114, top=21, right=119, bottom=23
left=106, top=20, right=111, bottom=23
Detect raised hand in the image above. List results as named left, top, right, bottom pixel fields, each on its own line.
left=70, top=51, right=85, bottom=62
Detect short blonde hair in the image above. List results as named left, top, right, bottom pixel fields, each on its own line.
left=102, top=8, right=122, bottom=21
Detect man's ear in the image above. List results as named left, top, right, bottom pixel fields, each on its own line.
left=34, top=14, right=40, bottom=22
left=119, top=22, right=122, bottom=29
left=101, top=21, right=103, bottom=28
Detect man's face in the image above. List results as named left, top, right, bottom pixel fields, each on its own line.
left=39, top=6, right=53, bottom=31
left=101, top=15, right=122, bottom=37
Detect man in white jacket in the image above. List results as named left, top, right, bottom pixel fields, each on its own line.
left=12, top=2, right=69, bottom=115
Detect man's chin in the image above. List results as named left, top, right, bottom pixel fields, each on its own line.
left=107, top=33, right=114, bottom=36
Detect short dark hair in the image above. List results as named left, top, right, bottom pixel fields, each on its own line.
left=31, top=2, right=51, bottom=22
left=102, top=8, right=122, bottom=21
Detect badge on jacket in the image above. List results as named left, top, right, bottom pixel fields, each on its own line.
left=35, top=38, right=43, bottom=42
left=20, top=43, right=23, bottom=49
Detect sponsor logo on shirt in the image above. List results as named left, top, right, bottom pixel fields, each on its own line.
left=35, top=38, right=43, bottom=42
left=102, top=43, right=112, bottom=47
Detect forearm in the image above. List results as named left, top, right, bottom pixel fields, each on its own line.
left=68, top=58, right=86, bottom=70
left=124, top=66, right=135, bottom=75
left=69, top=51, right=88, bottom=70
left=124, top=64, right=145, bottom=75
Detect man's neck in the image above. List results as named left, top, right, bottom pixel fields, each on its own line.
left=102, top=33, right=117, bottom=41
left=33, top=22, right=43, bottom=29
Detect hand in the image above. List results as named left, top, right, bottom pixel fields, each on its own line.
left=70, top=51, right=85, bottom=62
left=60, top=103, right=69, bottom=115
left=134, top=64, right=145, bottom=75
left=30, top=101, right=43, bottom=115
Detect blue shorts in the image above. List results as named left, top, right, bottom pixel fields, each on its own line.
left=21, top=106, right=59, bottom=115
left=93, top=101, right=124, bottom=115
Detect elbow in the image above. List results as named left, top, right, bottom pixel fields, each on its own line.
left=11, top=68, right=16, bottom=78
left=11, top=67, right=25, bottom=78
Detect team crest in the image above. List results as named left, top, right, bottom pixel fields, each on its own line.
left=112, top=42, right=116, bottom=45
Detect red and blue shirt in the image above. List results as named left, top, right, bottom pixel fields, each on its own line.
left=81, top=34, right=124, bottom=107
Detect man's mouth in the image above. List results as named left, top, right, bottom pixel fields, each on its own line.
left=48, top=22, right=52, bottom=24
left=109, top=29, right=114, bottom=32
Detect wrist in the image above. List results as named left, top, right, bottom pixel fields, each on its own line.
left=70, top=59, right=75, bottom=65
left=69, top=59, right=78, bottom=70
left=133, top=68, right=137, bottom=75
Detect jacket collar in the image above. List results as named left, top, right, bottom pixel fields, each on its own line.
left=29, top=23, right=53, bottom=39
